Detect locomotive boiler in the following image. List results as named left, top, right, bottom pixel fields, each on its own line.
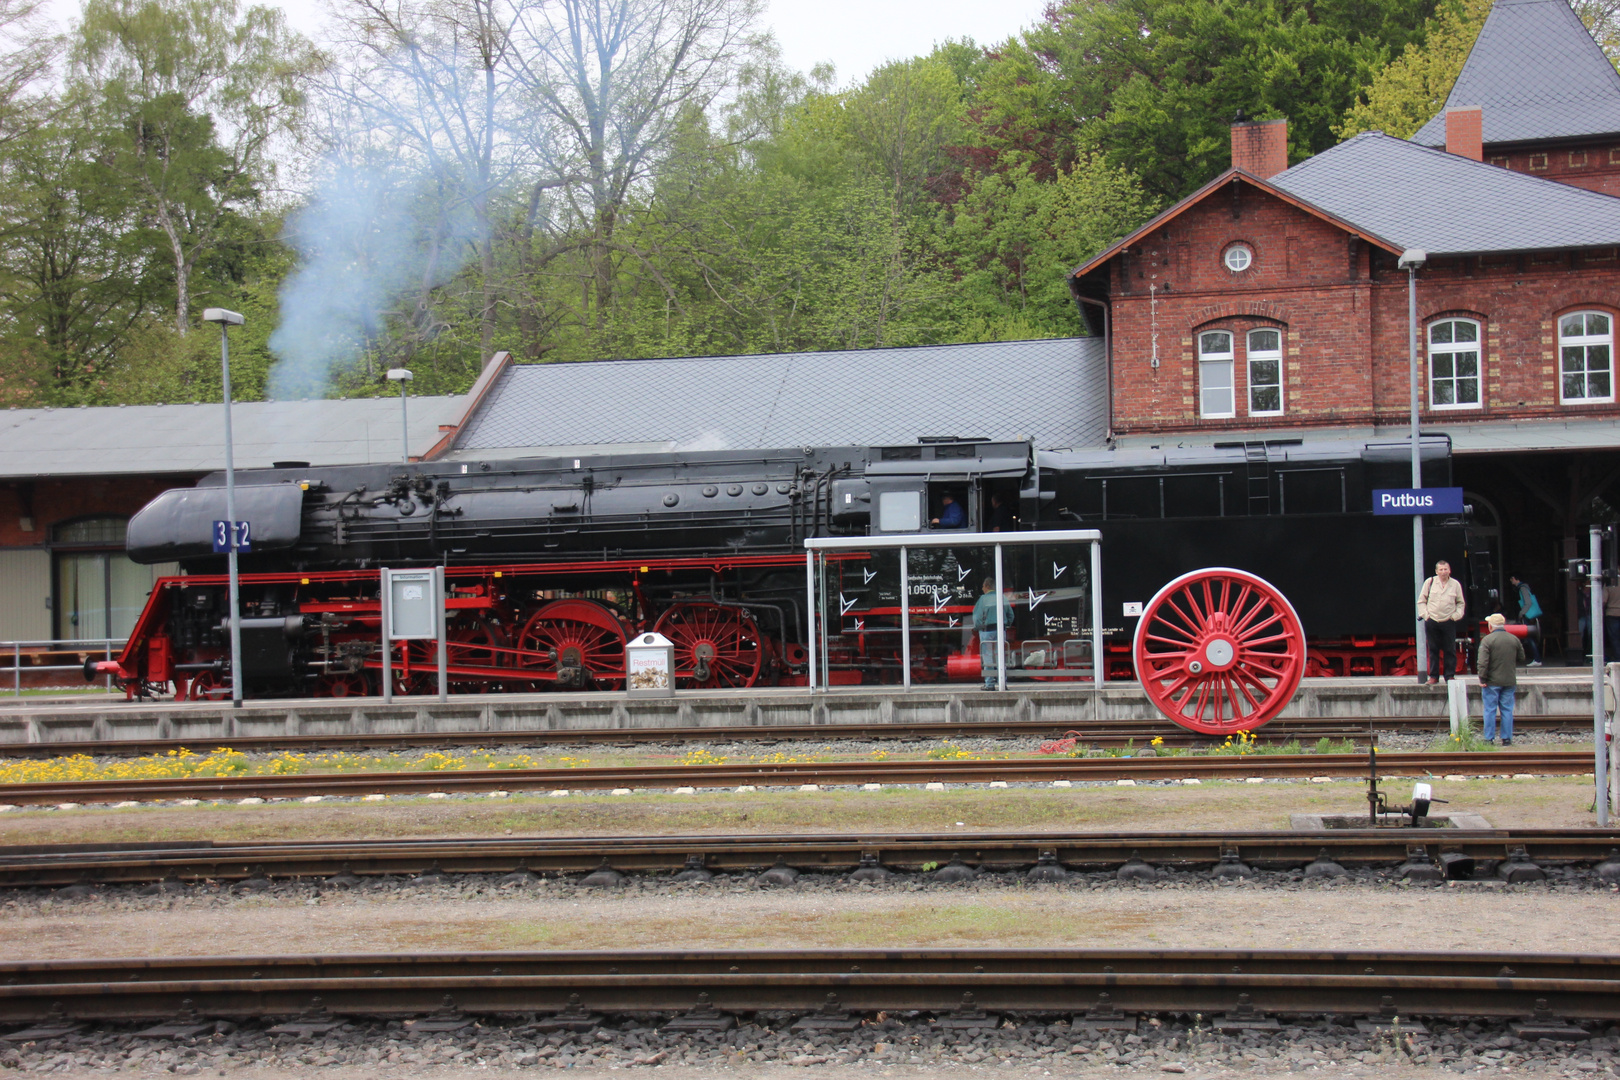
left=102, top=434, right=1486, bottom=700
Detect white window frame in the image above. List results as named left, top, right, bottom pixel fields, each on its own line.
left=1246, top=328, right=1284, bottom=416
left=1558, top=309, right=1614, bottom=404
left=1199, top=330, right=1235, bottom=419
left=1427, top=318, right=1482, bottom=411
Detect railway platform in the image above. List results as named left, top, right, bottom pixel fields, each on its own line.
left=0, top=670, right=1599, bottom=747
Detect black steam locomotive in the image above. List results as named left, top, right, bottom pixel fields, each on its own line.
left=104, top=434, right=1482, bottom=699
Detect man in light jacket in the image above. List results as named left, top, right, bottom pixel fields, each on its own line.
left=1417, top=560, right=1466, bottom=684
left=1477, top=612, right=1526, bottom=745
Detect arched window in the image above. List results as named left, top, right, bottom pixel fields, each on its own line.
left=1247, top=328, right=1283, bottom=415
left=1559, top=310, right=1613, bottom=403
left=1428, top=318, right=1481, bottom=409
left=1199, top=330, right=1234, bottom=418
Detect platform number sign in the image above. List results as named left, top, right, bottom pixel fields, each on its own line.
left=211, top=520, right=251, bottom=553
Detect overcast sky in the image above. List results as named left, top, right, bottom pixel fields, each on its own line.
left=41, top=0, right=1045, bottom=88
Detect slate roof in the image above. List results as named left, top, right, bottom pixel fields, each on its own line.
left=1269, top=131, right=1620, bottom=255
left=0, top=396, right=467, bottom=479
left=1411, top=0, right=1620, bottom=148
left=448, top=339, right=1109, bottom=456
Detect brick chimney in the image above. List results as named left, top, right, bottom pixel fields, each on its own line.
left=1230, top=118, right=1288, bottom=179
left=1445, top=106, right=1483, bottom=161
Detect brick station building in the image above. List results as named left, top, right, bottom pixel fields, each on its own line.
left=1068, top=0, right=1620, bottom=657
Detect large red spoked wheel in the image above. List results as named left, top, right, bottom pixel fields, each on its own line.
left=1132, top=568, right=1306, bottom=735
left=516, top=599, right=629, bottom=690
left=653, top=602, right=764, bottom=689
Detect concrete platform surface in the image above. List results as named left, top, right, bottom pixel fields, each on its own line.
left=0, top=672, right=1598, bottom=747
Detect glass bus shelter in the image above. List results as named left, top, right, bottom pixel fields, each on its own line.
left=804, top=530, right=1104, bottom=692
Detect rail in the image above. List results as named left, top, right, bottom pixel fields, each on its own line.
left=2, top=827, right=1618, bottom=887
left=0, top=713, right=1595, bottom=760
left=0, top=638, right=125, bottom=697
left=1, top=948, right=1619, bottom=1025
left=0, top=749, right=1593, bottom=805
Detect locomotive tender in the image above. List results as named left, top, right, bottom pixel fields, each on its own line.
left=105, top=433, right=1479, bottom=699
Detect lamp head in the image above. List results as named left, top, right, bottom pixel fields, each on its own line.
left=386, top=369, right=414, bottom=382
left=202, top=308, right=245, bottom=326
left=1397, top=249, right=1427, bottom=271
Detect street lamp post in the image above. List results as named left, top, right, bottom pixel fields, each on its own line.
left=387, top=369, right=413, bottom=464
left=1399, top=249, right=1428, bottom=683
left=202, top=308, right=246, bottom=708
left=1399, top=249, right=1425, bottom=680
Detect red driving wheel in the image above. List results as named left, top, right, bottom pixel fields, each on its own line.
left=1132, top=568, right=1305, bottom=735
left=516, top=599, right=628, bottom=690
left=400, top=619, right=508, bottom=694
left=653, top=602, right=764, bottom=689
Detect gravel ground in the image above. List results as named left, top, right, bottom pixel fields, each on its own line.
left=6, top=1010, right=1620, bottom=1077
left=5, top=869, right=1619, bottom=957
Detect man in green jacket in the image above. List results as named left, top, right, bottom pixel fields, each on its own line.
left=972, top=578, right=1014, bottom=691
left=1477, top=612, right=1526, bottom=745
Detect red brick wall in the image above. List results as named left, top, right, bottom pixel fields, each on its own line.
left=1104, top=181, right=1620, bottom=435
left=1484, top=138, right=1620, bottom=197
left=0, top=476, right=192, bottom=549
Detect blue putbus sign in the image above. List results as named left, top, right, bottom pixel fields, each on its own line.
left=1372, top=488, right=1465, bottom=516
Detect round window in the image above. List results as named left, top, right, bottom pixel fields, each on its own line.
left=1223, top=244, right=1253, bottom=272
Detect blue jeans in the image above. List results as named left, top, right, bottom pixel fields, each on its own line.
left=980, top=635, right=1000, bottom=688
left=1481, top=685, right=1515, bottom=742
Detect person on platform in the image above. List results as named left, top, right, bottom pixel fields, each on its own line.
left=972, top=577, right=1014, bottom=690
left=987, top=491, right=1017, bottom=533
left=1509, top=573, right=1543, bottom=667
left=1417, top=559, right=1466, bottom=684
left=931, top=493, right=966, bottom=528
left=1477, top=612, right=1526, bottom=745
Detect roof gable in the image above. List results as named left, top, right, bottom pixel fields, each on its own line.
left=1070, top=169, right=1400, bottom=283
left=1411, top=0, right=1620, bottom=146
left=1272, top=131, right=1620, bottom=255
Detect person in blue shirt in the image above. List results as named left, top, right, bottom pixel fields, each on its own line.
left=1509, top=573, right=1543, bottom=667
left=972, top=577, right=1014, bottom=690
left=931, top=493, right=965, bottom=528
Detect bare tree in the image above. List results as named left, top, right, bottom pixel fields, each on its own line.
left=507, top=0, right=762, bottom=329
left=325, top=0, right=524, bottom=362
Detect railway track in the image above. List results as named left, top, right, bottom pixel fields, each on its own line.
left=0, top=749, right=1593, bottom=805
left=1, top=948, right=1618, bottom=1025
left=4, top=827, right=1618, bottom=887
left=0, top=714, right=1593, bottom=759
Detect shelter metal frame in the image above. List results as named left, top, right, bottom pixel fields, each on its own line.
left=804, top=530, right=1104, bottom=692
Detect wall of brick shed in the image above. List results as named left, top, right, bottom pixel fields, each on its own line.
left=1102, top=182, right=1620, bottom=435
left=0, top=476, right=184, bottom=550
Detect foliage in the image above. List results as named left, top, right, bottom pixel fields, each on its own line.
left=1338, top=0, right=1493, bottom=139
left=0, top=0, right=1552, bottom=401
left=1429, top=724, right=1497, bottom=752
left=1027, top=0, right=1437, bottom=201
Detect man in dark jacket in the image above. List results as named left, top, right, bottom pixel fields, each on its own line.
left=1477, top=612, right=1526, bottom=745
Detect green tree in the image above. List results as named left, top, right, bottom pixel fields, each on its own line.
left=0, top=103, right=157, bottom=397
left=73, top=0, right=320, bottom=335
left=1027, top=0, right=1436, bottom=201
left=1338, top=0, right=1492, bottom=138
left=936, top=157, right=1159, bottom=339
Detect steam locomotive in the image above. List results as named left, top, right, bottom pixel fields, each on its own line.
left=102, top=434, right=1483, bottom=699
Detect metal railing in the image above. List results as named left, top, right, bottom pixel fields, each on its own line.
left=0, top=639, right=126, bottom=697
